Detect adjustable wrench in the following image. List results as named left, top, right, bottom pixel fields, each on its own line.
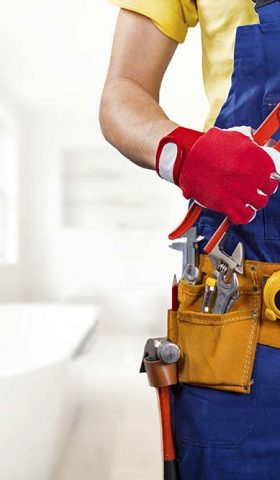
left=169, top=227, right=204, bottom=284
left=212, top=271, right=239, bottom=314
left=208, top=232, right=244, bottom=313
left=209, top=232, right=244, bottom=280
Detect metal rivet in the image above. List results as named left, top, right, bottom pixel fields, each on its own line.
left=243, top=385, right=248, bottom=392
left=253, top=286, right=259, bottom=293
left=251, top=266, right=257, bottom=272
left=252, top=310, right=258, bottom=318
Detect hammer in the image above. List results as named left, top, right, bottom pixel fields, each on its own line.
left=140, top=337, right=180, bottom=480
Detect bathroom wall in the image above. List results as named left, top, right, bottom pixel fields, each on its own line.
left=18, top=38, right=208, bottom=333
left=0, top=3, right=208, bottom=331
left=0, top=87, right=23, bottom=301
left=19, top=111, right=182, bottom=332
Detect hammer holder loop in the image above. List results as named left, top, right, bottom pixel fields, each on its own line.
left=144, top=358, right=178, bottom=388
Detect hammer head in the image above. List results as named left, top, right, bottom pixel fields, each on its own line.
left=139, top=338, right=165, bottom=373
left=139, top=337, right=181, bottom=372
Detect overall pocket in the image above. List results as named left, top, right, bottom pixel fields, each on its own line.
left=171, top=344, right=261, bottom=448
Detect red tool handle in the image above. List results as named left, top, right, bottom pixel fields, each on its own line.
left=158, top=386, right=179, bottom=480
left=169, top=103, right=280, bottom=252
left=169, top=203, right=203, bottom=241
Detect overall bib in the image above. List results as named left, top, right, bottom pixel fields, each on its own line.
left=171, top=1, right=280, bottom=478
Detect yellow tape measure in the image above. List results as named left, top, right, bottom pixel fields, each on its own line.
left=264, top=271, right=280, bottom=321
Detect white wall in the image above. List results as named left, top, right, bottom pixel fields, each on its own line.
left=19, top=24, right=208, bottom=331
left=0, top=87, right=23, bottom=301
left=21, top=112, right=182, bottom=332
left=0, top=6, right=209, bottom=332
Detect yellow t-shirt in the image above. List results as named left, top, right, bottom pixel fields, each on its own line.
left=109, top=0, right=259, bottom=129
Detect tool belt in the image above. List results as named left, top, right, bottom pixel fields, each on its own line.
left=167, top=255, right=280, bottom=394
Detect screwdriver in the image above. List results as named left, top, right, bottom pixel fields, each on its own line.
left=201, top=277, right=217, bottom=313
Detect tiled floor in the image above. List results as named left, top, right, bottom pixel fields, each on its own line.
left=54, top=331, right=162, bottom=480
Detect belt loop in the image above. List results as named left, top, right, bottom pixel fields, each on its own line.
left=250, top=264, right=259, bottom=291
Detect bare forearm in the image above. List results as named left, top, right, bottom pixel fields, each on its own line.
left=99, top=76, right=178, bottom=169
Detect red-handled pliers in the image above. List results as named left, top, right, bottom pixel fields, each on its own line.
left=169, top=103, right=280, bottom=253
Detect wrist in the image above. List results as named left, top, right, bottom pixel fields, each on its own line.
left=156, top=126, right=203, bottom=184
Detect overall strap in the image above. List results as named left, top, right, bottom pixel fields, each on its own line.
left=253, top=0, right=280, bottom=22
left=254, top=0, right=277, bottom=7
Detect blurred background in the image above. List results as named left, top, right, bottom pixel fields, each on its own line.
left=0, top=1, right=208, bottom=479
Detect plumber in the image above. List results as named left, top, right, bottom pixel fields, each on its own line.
left=99, top=1, right=280, bottom=477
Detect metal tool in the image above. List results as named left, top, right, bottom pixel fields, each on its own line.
left=201, top=277, right=217, bottom=313
left=212, top=271, right=239, bottom=313
left=226, top=289, right=240, bottom=312
left=157, top=339, right=181, bottom=365
left=169, top=227, right=204, bottom=284
left=208, top=232, right=244, bottom=313
left=168, top=103, right=280, bottom=253
left=140, top=337, right=181, bottom=372
left=209, top=232, right=244, bottom=280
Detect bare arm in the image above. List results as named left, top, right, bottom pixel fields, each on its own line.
left=99, top=9, right=179, bottom=169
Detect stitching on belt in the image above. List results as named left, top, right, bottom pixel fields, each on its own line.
left=180, top=314, right=252, bottom=325
left=246, top=260, right=280, bottom=268
left=239, top=290, right=258, bottom=294
left=241, top=296, right=259, bottom=388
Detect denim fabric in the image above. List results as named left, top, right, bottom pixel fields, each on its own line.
left=173, top=2, right=280, bottom=477
left=196, top=0, right=280, bottom=261
left=172, top=344, right=280, bottom=479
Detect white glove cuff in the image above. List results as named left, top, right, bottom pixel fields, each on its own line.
left=157, top=142, right=178, bottom=184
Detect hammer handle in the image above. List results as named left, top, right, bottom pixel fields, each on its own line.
left=158, top=386, right=179, bottom=480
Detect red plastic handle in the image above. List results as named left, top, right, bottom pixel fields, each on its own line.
left=169, top=103, right=280, bottom=252
left=254, top=103, right=280, bottom=145
left=204, top=217, right=231, bottom=253
left=157, top=386, right=176, bottom=461
left=168, top=203, right=203, bottom=240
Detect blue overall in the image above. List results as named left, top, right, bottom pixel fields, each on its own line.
left=171, top=1, right=280, bottom=478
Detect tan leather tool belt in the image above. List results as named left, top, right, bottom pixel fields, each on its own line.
left=167, top=255, right=280, bottom=394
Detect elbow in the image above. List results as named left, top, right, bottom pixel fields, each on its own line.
left=98, top=93, right=110, bottom=142
left=99, top=79, right=117, bottom=146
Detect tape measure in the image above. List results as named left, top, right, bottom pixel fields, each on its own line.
left=264, top=271, right=280, bottom=321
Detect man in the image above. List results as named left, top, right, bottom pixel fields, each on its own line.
left=100, top=1, right=280, bottom=478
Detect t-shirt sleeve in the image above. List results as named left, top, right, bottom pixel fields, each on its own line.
left=108, top=0, right=199, bottom=43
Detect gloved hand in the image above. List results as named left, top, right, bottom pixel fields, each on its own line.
left=156, top=125, right=280, bottom=224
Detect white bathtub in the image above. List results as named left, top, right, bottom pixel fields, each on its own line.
left=0, top=303, right=99, bottom=480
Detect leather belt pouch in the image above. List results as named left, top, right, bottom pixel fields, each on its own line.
left=167, top=256, right=264, bottom=394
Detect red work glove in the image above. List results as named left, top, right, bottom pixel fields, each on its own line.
left=156, top=125, right=280, bottom=224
